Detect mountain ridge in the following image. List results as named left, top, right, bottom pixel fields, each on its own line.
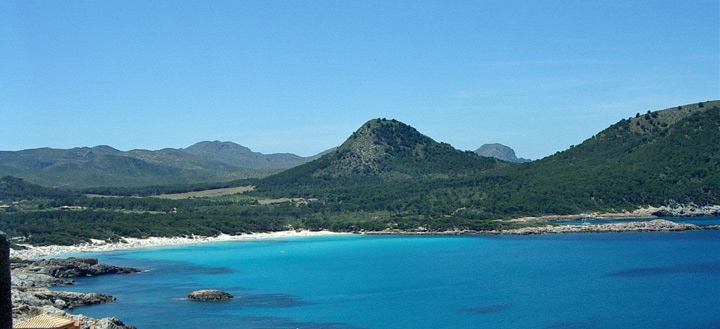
left=0, top=142, right=326, bottom=189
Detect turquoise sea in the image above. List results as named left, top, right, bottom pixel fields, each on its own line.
left=60, top=226, right=720, bottom=328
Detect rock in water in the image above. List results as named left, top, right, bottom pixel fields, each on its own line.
left=187, top=289, right=233, bottom=301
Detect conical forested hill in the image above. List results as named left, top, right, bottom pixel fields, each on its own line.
left=259, top=118, right=502, bottom=191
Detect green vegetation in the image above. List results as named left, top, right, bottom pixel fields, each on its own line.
left=0, top=142, right=314, bottom=189
left=1, top=101, right=718, bottom=245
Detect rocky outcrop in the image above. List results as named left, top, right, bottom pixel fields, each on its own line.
left=497, top=219, right=705, bottom=235
left=12, top=287, right=115, bottom=310
left=24, top=258, right=141, bottom=278
left=651, top=204, right=720, bottom=217
left=11, top=258, right=139, bottom=328
left=11, top=269, right=73, bottom=288
left=188, top=289, right=233, bottom=301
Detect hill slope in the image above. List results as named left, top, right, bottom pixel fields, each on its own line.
left=1, top=101, right=718, bottom=244
left=518, top=100, right=720, bottom=207
left=259, top=118, right=503, bottom=191
left=257, top=101, right=720, bottom=219
left=0, top=176, right=77, bottom=202
left=182, top=141, right=317, bottom=169
left=0, top=142, right=324, bottom=189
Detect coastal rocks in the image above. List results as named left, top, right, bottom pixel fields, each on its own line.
left=188, top=289, right=234, bottom=301
left=498, top=219, right=700, bottom=235
left=24, top=258, right=141, bottom=278
left=11, top=269, right=73, bottom=287
left=12, top=287, right=115, bottom=309
left=11, top=258, right=139, bottom=328
left=651, top=204, right=720, bottom=217
left=13, top=305, right=136, bottom=329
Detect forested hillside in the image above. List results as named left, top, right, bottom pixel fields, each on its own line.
left=1, top=101, right=718, bottom=245
left=0, top=142, right=322, bottom=189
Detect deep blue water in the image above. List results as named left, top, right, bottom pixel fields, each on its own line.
left=59, top=230, right=720, bottom=329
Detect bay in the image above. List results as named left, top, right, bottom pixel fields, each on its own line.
left=59, top=230, right=720, bottom=328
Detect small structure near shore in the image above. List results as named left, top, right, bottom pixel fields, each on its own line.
left=187, top=289, right=233, bottom=301
left=13, top=314, right=81, bottom=329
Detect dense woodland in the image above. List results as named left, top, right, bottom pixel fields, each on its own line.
left=1, top=101, right=718, bottom=245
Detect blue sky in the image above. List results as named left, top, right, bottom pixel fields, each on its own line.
left=1, top=1, right=718, bottom=160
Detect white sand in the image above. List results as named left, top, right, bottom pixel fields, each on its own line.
left=10, top=230, right=349, bottom=260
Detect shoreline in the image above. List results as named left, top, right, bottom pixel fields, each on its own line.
left=11, top=215, right=720, bottom=260
left=10, top=230, right=349, bottom=260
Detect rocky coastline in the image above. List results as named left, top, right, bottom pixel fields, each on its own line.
left=363, top=219, right=720, bottom=236
left=650, top=204, right=720, bottom=217
left=11, top=257, right=140, bottom=329
left=507, top=204, right=720, bottom=223
left=494, top=219, right=720, bottom=235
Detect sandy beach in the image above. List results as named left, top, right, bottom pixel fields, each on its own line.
left=10, top=230, right=349, bottom=260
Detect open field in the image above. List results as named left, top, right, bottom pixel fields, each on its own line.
left=152, top=186, right=255, bottom=199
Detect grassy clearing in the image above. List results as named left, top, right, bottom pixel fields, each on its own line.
left=152, top=186, right=255, bottom=199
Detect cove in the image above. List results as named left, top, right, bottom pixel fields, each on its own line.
left=59, top=231, right=720, bottom=328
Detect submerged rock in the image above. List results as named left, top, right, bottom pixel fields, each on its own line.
left=188, top=289, right=234, bottom=301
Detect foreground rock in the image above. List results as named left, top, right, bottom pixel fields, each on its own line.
left=496, top=219, right=711, bottom=235
left=188, top=289, right=234, bottom=301
left=11, top=258, right=138, bottom=329
left=13, top=304, right=134, bottom=329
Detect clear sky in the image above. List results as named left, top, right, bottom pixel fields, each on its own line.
left=1, top=1, right=718, bottom=160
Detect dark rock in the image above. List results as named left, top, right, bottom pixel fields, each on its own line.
left=187, top=289, right=233, bottom=301
left=26, top=258, right=141, bottom=278
left=1, top=231, right=12, bottom=329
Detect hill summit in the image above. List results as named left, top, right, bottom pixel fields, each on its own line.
left=261, top=119, right=501, bottom=188
left=474, top=143, right=531, bottom=163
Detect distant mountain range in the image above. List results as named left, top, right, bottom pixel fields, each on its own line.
left=474, top=143, right=531, bottom=163
left=0, top=142, right=330, bottom=189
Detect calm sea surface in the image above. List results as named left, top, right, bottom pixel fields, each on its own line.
left=60, top=227, right=720, bottom=328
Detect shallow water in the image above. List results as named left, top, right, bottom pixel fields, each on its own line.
left=60, top=231, right=720, bottom=328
